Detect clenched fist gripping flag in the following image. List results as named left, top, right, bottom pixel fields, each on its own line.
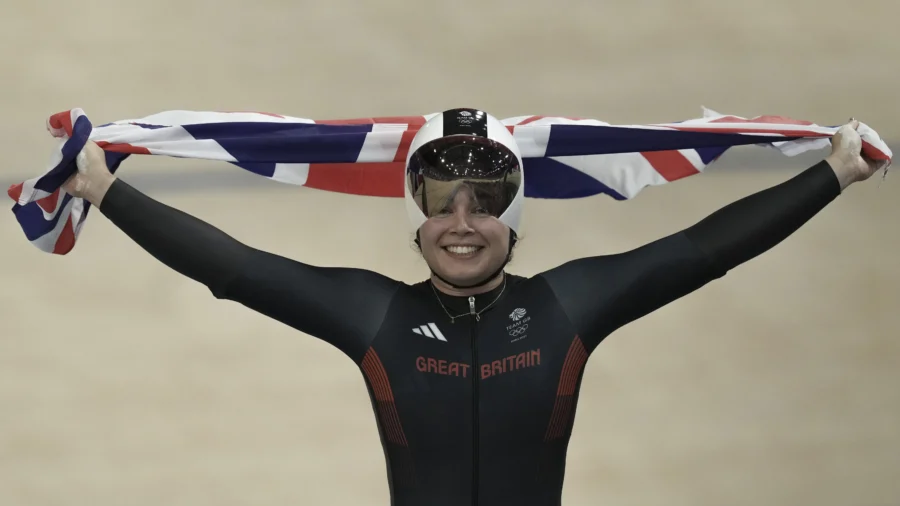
left=7, top=107, right=892, bottom=255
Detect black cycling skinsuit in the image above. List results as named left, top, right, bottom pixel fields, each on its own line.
left=98, top=160, right=841, bottom=505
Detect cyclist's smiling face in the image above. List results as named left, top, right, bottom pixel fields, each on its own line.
left=418, top=186, right=510, bottom=292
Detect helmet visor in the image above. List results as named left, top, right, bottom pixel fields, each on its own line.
left=407, top=136, right=521, bottom=219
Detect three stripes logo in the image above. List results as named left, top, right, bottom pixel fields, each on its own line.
left=412, top=323, right=448, bottom=342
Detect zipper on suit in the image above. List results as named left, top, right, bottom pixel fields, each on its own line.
left=469, top=296, right=479, bottom=506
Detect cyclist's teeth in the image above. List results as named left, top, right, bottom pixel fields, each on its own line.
left=447, top=246, right=479, bottom=255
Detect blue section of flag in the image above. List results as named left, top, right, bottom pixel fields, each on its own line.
left=543, top=125, right=805, bottom=157
left=13, top=192, right=73, bottom=241
left=523, top=158, right=625, bottom=200
left=182, top=122, right=375, bottom=163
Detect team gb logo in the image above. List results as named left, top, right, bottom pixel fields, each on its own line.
left=509, top=308, right=527, bottom=321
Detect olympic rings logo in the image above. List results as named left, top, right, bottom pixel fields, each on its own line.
left=508, top=324, right=528, bottom=337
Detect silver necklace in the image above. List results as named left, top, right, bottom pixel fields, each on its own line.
left=430, top=274, right=507, bottom=323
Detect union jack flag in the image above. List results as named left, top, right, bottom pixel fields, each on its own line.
left=7, top=107, right=892, bottom=255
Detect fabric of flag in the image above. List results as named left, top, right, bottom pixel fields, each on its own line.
left=7, top=107, right=892, bottom=255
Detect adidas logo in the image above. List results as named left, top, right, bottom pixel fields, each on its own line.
left=412, top=323, right=447, bottom=342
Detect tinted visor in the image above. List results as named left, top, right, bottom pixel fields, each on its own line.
left=407, top=136, right=521, bottom=218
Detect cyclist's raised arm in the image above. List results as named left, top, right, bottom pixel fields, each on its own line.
left=72, top=142, right=399, bottom=362
left=540, top=157, right=843, bottom=352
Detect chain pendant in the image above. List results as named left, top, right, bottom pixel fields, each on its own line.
left=429, top=275, right=507, bottom=326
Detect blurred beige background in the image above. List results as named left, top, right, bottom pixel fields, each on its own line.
left=1, top=1, right=898, bottom=505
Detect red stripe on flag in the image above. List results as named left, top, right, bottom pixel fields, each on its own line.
left=36, top=189, right=62, bottom=214
left=48, top=110, right=75, bottom=137
left=313, top=117, right=426, bottom=164
left=394, top=129, right=419, bottom=163
left=7, top=183, right=23, bottom=202
left=709, top=115, right=815, bottom=126
left=862, top=141, right=891, bottom=161
left=517, top=116, right=544, bottom=125
left=670, top=125, right=826, bottom=137
left=640, top=150, right=700, bottom=182
left=95, top=141, right=152, bottom=155
left=53, top=218, right=76, bottom=255
left=220, top=111, right=285, bottom=118
left=315, top=116, right=427, bottom=125
left=304, top=162, right=404, bottom=197
left=515, top=115, right=585, bottom=125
